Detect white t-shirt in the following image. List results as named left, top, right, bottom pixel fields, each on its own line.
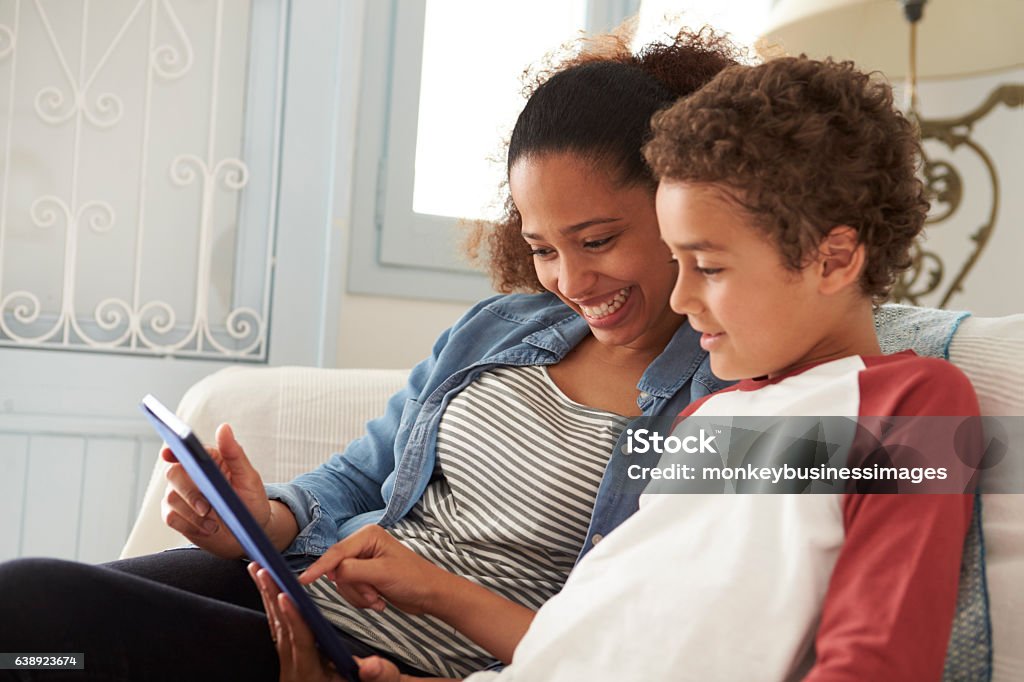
left=466, top=353, right=976, bottom=681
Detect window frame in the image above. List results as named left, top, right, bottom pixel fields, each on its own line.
left=346, top=0, right=639, bottom=302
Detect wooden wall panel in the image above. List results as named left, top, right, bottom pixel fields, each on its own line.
left=21, top=436, right=86, bottom=559
left=0, top=435, right=29, bottom=561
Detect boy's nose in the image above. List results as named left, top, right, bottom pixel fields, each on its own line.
left=670, top=270, right=703, bottom=316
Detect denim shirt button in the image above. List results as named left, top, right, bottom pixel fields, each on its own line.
left=591, top=533, right=604, bottom=546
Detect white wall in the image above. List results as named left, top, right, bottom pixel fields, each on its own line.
left=327, top=0, right=470, bottom=371
left=335, top=292, right=469, bottom=369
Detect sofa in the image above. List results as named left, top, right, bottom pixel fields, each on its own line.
left=121, top=313, right=1024, bottom=680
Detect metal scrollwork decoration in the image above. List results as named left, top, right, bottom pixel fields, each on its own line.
left=892, top=85, right=1024, bottom=307
left=0, top=0, right=276, bottom=360
left=897, top=84, right=1024, bottom=305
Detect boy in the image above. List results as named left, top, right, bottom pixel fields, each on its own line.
left=484, top=56, right=977, bottom=681
left=635, top=56, right=980, bottom=680
left=260, top=58, right=981, bottom=681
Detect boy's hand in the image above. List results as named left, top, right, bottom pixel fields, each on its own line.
left=249, top=562, right=345, bottom=682
left=248, top=562, right=412, bottom=682
left=355, top=657, right=406, bottom=682
left=161, top=423, right=271, bottom=558
left=299, top=525, right=451, bottom=616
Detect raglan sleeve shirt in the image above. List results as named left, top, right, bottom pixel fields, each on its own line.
left=805, top=355, right=980, bottom=682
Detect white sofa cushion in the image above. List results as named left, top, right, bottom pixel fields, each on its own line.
left=949, top=315, right=1024, bottom=682
left=120, top=366, right=409, bottom=559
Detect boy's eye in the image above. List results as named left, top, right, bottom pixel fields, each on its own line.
left=695, top=266, right=723, bottom=276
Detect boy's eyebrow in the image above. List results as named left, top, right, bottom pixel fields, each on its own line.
left=522, top=217, right=622, bottom=240
left=674, top=239, right=727, bottom=252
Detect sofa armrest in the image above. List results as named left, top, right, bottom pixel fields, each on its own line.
left=120, top=366, right=409, bottom=559
left=948, top=314, right=1024, bottom=681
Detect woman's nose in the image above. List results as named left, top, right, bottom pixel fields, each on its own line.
left=558, top=254, right=597, bottom=300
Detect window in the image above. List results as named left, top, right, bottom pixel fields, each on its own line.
left=347, top=1, right=769, bottom=302
left=347, top=0, right=639, bottom=302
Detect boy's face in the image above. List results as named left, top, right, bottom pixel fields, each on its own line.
left=655, top=181, right=823, bottom=381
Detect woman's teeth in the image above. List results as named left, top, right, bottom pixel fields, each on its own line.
left=580, top=288, right=631, bottom=319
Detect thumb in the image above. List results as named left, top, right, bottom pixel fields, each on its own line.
left=355, top=656, right=383, bottom=680
left=355, top=656, right=400, bottom=682
left=216, top=423, right=257, bottom=480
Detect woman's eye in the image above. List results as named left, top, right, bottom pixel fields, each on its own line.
left=583, top=236, right=614, bottom=249
left=695, top=266, right=723, bottom=276
left=529, top=247, right=555, bottom=258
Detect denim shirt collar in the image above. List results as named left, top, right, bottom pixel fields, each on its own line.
left=638, top=318, right=713, bottom=398
left=522, top=309, right=587, bottom=356
left=521, top=306, right=719, bottom=399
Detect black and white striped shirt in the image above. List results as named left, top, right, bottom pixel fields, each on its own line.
left=306, top=364, right=628, bottom=677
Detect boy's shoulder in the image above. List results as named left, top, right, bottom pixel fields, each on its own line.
left=858, top=350, right=978, bottom=417
left=859, top=350, right=972, bottom=392
left=678, top=350, right=979, bottom=418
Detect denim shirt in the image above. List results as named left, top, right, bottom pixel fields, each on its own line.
left=265, top=292, right=728, bottom=567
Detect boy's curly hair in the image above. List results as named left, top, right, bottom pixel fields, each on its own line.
left=643, top=57, right=929, bottom=302
left=465, top=28, right=744, bottom=293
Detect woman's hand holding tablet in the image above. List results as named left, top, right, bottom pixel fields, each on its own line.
left=160, top=422, right=297, bottom=558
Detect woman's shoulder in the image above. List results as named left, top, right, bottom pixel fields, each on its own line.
left=461, top=291, right=574, bottom=327
left=429, top=292, right=579, bottom=362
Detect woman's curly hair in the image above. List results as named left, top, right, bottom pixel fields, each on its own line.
left=465, top=28, right=744, bottom=293
left=643, top=57, right=929, bottom=303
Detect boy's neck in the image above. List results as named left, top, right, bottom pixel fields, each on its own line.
left=770, top=301, right=881, bottom=379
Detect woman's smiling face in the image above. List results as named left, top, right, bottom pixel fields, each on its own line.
left=510, top=152, right=683, bottom=352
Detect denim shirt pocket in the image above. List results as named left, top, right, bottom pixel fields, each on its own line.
left=378, top=396, right=429, bottom=525
left=396, top=397, right=424, bottom=455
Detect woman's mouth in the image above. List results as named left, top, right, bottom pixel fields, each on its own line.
left=579, top=287, right=631, bottom=320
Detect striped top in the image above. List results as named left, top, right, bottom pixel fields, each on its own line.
left=306, top=364, right=628, bottom=677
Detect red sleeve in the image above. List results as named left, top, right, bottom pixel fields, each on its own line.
left=805, top=494, right=972, bottom=681
left=805, top=354, right=979, bottom=681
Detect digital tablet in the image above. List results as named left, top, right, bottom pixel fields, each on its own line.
left=140, top=394, right=359, bottom=681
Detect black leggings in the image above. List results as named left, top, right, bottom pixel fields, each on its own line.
left=0, top=549, right=429, bottom=681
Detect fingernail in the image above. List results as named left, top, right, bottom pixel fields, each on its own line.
left=196, top=499, right=210, bottom=516
left=202, top=519, right=218, bottom=533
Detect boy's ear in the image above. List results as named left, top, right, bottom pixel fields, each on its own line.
left=817, top=226, right=865, bottom=295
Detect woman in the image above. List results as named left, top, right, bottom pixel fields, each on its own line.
left=0, top=29, right=741, bottom=681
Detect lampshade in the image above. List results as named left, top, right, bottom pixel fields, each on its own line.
left=758, top=0, right=1024, bottom=80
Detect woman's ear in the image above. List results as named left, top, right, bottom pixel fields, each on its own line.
left=817, top=226, right=865, bottom=295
